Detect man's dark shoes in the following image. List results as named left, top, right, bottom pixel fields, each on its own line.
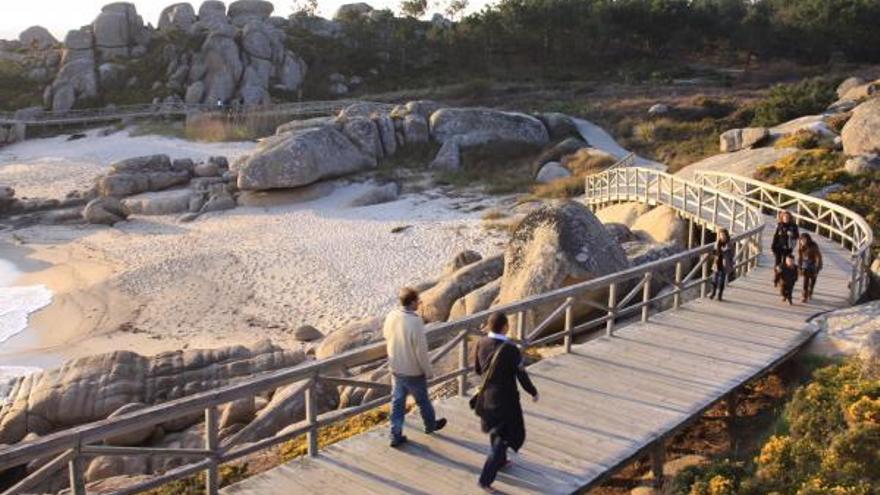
left=390, top=435, right=408, bottom=447
left=426, top=417, right=447, bottom=434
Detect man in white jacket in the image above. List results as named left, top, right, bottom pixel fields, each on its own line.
left=384, top=287, right=448, bottom=447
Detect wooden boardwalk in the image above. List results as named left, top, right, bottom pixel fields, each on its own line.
left=222, top=221, right=851, bottom=495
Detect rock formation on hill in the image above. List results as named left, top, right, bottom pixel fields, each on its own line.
left=8, top=1, right=308, bottom=111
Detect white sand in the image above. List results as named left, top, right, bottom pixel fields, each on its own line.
left=0, top=128, right=256, bottom=198
left=2, top=178, right=507, bottom=360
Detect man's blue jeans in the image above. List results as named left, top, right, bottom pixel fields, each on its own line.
left=390, top=374, right=437, bottom=440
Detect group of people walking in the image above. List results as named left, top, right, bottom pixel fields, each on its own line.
left=710, top=210, right=824, bottom=304
left=381, top=210, right=825, bottom=492
left=771, top=211, right=823, bottom=304
left=383, top=287, right=538, bottom=493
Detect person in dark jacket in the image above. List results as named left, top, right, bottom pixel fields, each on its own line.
left=710, top=228, right=735, bottom=301
left=797, top=233, right=823, bottom=302
left=473, top=312, right=539, bottom=492
left=779, top=254, right=799, bottom=304
left=771, top=211, right=800, bottom=287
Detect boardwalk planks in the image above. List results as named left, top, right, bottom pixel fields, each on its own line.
left=221, top=219, right=850, bottom=494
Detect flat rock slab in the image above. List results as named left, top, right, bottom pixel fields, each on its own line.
left=122, top=188, right=195, bottom=215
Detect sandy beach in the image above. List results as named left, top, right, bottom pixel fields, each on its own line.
left=0, top=131, right=508, bottom=369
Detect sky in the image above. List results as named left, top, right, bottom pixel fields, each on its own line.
left=0, top=0, right=489, bottom=41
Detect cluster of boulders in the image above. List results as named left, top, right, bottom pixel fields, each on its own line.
left=0, top=0, right=463, bottom=114
left=235, top=101, right=584, bottom=191
left=0, top=121, right=27, bottom=146
left=0, top=340, right=331, bottom=492
left=86, top=153, right=237, bottom=224
left=0, top=153, right=237, bottom=229
left=23, top=0, right=307, bottom=112
left=715, top=75, right=880, bottom=177
left=0, top=197, right=690, bottom=491
left=0, top=26, right=61, bottom=85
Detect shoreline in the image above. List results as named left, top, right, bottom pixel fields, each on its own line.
left=0, top=236, right=153, bottom=370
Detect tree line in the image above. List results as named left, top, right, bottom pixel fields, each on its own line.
left=288, top=0, right=880, bottom=90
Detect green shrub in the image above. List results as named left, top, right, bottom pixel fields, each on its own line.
left=750, top=78, right=839, bottom=127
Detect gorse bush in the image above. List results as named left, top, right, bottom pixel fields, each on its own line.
left=672, top=359, right=880, bottom=495
left=754, top=150, right=846, bottom=193
left=750, top=78, right=839, bottom=127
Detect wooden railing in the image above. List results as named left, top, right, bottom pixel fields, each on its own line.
left=605, top=151, right=637, bottom=171
left=695, top=171, right=874, bottom=303
left=0, top=100, right=388, bottom=126
left=0, top=168, right=764, bottom=495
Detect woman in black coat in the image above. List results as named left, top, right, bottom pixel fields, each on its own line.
left=771, top=210, right=799, bottom=286
left=473, top=312, right=539, bottom=492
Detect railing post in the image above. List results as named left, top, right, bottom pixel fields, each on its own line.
left=730, top=202, right=738, bottom=231
left=711, top=192, right=719, bottom=227
left=641, top=273, right=652, bottom=322
left=606, top=282, right=618, bottom=337
left=697, top=186, right=704, bottom=221
left=68, top=449, right=86, bottom=495
left=701, top=254, right=709, bottom=298
left=458, top=330, right=469, bottom=396
left=205, top=406, right=219, bottom=495
left=688, top=217, right=694, bottom=251
left=674, top=261, right=683, bottom=309
left=563, top=297, right=574, bottom=353
left=516, top=311, right=526, bottom=341
left=306, top=381, right=319, bottom=457
left=651, top=442, right=666, bottom=488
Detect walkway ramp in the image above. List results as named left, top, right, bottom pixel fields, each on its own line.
left=222, top=220, right=852, bottom=495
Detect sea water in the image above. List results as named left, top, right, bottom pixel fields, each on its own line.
left=0, top=258, right=50, bottom=399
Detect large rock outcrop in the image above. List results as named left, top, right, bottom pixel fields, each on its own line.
left=314, top=317, right=383, bottom=360
left=497, top=201, right=630, bottom=330
left=630, top=205, right=688, bottom=248
left=420, top=255, right=504, bottom=322
left=43, top=0, right=307, bottom=110
left=237, top=126, right=374, bottom=190
left=429, top=108, right=550, bottom=147
left=595, top=202, right=652, bottom=227
left=0, top=340, right=304, bottom=444
left=842, top=98, right=880, bottom=156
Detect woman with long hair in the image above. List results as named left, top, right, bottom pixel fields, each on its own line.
left=771, top=210, right=800, bottom=287
left=710, top=228, right=735, bottom=301
left=797, top=233, right=823, bottom=302
left=471, top=312, right=539, bottom=492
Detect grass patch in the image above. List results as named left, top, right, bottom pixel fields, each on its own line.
left=129, top=120, right=187, bottom=139
left=279, top=408, right=389, bottom=461
left=530, top=175, right=585, bottom=199
left=143, top=464, right=250, bottom=495
left=436, top=141, right=540, bottom=194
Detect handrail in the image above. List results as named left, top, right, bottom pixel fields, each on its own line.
left=605, top=151, right=636, bottom=171
left=694, top=171, right=874, bottom=303
left=0, top=167, right=765, bottom=495
left=0, top=100, right=391, bottom=125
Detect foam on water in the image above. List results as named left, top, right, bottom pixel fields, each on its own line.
left=0, top=258, right=50, bottom=398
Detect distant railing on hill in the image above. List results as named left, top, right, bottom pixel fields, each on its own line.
left=695, top=171, right=874, bottom=303
left=0, top=100, right=390, bottom=126
left=0, top=167, right=768, bottom=495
